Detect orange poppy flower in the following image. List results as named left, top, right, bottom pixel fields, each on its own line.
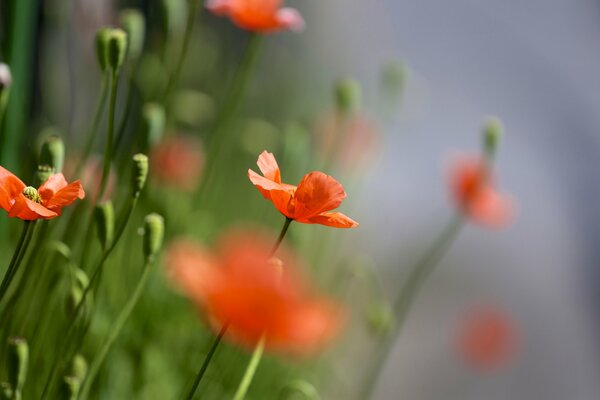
left=248, top=151, right=358, bottom=228
left=166, top=232, right=344, bottom=354
left=449, top=155, right=513, bottom=228
left=206, top=0, right=305, bottom=33
left=151, top=135, right=204, bottom=192
left=0, top=166, right=85, bottom=220
left=456, top=306, right=520, bottom=371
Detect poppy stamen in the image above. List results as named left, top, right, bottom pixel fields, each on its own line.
left=22, top=186, right=42, bottom=204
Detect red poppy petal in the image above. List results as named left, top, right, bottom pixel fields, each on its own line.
left=0, top=167, right=25, bottom=211
left=38, top=173, right=68, bottom=202
left=275, top=8, right=305, bottom=32
left=9, top=195, right=57, bottom=220
left=256, top=151, right=281, bottom=183
left=293, top=171, right=347, bottom=219
left=45, top=180, right=85, bottom=214
left=467, top=187, right=514, bottom=228
left=248, top=169, right=284, bottom=199
left=301, top=212, right=359, bottom=228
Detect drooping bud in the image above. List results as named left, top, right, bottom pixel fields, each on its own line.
left=483, top=116, right=502, bottom=159
left=95, top=28, right=112, bottom=72
left=69, top=354, right=88, bottom=382
left=65, top=286, right=83, bottom=318
left=131, top=154, right=149, bottom=198
left=59, top=376, right=81, bottom=400
left=367, top=301, right=394, bottom=337
left=335, top=78, right=361, bottom=115
left=107, top=29, right=128, bottom=72
left=119, top=9, right=146, bottom=61
left=40, top=134, right=65, bottom=173
left=140, top=103, right=166, bottom=150
left=94, top=201, right=115, bottom=251
left=7, top=337, right=28, bottom=397
left=143, top=213, right=164, bottom=261
left=22, top=187, right=41, bottom=204
left=34, top=165, right=55, bottom=187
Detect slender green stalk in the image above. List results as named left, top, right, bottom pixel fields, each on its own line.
left=78, top=256, right=154, bottom=399
left=162, top=0, right=201, bottom=103
left=0, top=221, right=35, bottom=306
left=97, top=70, right=119, bottom=202
left=271, top=218, right=292, bottom=255
left=184, top=324, right=229, bottom=400
left=360, top=215, right=465, bottom=399
left=113, top=79, right=135, bottom=154
left=232, top=336, right=266, bottom=400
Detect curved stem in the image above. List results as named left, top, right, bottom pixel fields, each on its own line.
left=271, top=217, right=292, bottom=256
left=184, top=323, right=229, bottom=400
left=0, top=221, right=35, bottom=306
left=97, top=70, right=119, bottom=202
left=79, top=256, right=154, bottom=399
left=232, top=336, right=266, bottom=400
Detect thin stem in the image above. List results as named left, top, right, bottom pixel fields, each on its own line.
left=162, top=0, right=201, bottom=103
left=271, top=217, right=292, bottom=255
left=79, top=256, right=154, bottom=399
left=0, top=221, right=34, bottom=306
left=97, top=70, right=119, bottom=202
left=184, top=324, right=228, bottom=400
left=360, top=214, right=465, bottom=399
left=232, top=336, right=266, bottom=400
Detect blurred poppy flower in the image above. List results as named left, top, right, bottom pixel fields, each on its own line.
left=166, top=232, right=344, bottom=354
left=448, top=155, right=513, bottom=228
left=206, top=0, right=305, bottom=33
left=151, top=135, right=204, bottom=192
left=0, top=166, right=85, bottom=220
left=456, top=306, right=519, bottom=371
left=248, top=151, right=358, bottom=228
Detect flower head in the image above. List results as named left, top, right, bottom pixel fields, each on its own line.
left=166, top=231, right=344, bottom=354
left=448, top=155, right=513, bottom=228
left=248, top=151, right=358, bottom=228
left=0, top=166, right=85, bottom=220
left=206, top=0, right=305, bottom=33
left=151, top=135, right=204, bottom=192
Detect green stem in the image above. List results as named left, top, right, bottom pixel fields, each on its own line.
left=75, top=74, right=108, bottom=176
left=0, top=221, right=35, bottom=306
left=184, top=323, right=228, bottom=400
left=232, top=336, right=266, bottom=400
left=97, top=70, right=119, bottom=202
left=360, top=214, right=465, bottom=399
left=271, top=217, right=292, bottom=255
left=162, top=0, right=201, bottom=103
left=78, top=256, right=154, bottom=399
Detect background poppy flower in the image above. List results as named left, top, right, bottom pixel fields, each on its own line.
left=206, top=0, right=305, bottom=33
left=151, top=135, right=204, bottom=192
left=0, top=166, right=85, bottom=220
left=248, top=151, right=358, bottom=228
left=166, top=231, right=344, bottom=355
left=448, top=155, right=514, bottom=228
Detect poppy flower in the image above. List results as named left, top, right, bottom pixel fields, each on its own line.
left=448, top=155, right=513, bottom=228
left=248, top=151, right=358, bottom=228
left=151, top=135, right=204, bottom=192
left=456, top=306, right=520, bottom=371
left=0, top=166, right=85, bottom=220
left=166, top=232, right=344, bottom=354
left=206, top=0, right=305, bottom=33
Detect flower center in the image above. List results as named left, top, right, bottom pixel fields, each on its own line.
left=23, top=186, right=42, bottom=204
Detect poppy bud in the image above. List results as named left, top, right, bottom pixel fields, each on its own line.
left=68, top=354, right=88, bottom=382
left=95, top=28, right=112, bottom=72
left=59, top=376, right=80, bottom=400
left=483, top=117, right=502, bottom=158
left=7, top=337, right=28, bottom=396
left=34, top=165, right=55, bottom=187
left=94, top=201, right=115, bottom=251
left=119, top=9, right=145, bottom=61
left=132, top=154, right=149, bottom=198
left=107, top=29, right=128, bottom=72
left=0, top=382, right=11, bottom=400
left=0, top=63, right=11, bottom=94
left=160, top=0, right=186, bottom=37
left=367, top=301, right=394, bottom=337
left=140, top=103, right=166, bottom=150
left=65, top=286, right=83, bottom=318
left=335, top=78, right=361, bottom=115
left=40, top=134, right=65, bottom=173
left=279, top=380, right=320, bottom=400
left=143, top=213, right=164, bottom=261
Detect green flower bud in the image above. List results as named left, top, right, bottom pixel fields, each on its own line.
left=131, top=154, right=149, bottom=197
left=65, top=286, right=83, bottom=319
left=367, top=301, right=394, bottom=337
left=335, top=78, right=361, bottom=115
left=279, top=380, right=320, bottom=400
left=160, top=0, right=187, bottom=37
left=140, top=103, right=166, bottom=150
left=107, top=29, right=128, bottom=72
left=34, top=165, right=55, bottom=187
left=483, top=116, right=503, bottom=158
left=69, top=354, right=88, bottom=382
left=7, top=337, right=28, bottom=395
left=143, top=213, right=164, bottom=260
left=95, top=28, right=112, bottom=72
left=40, top=134, right=65, bottom=173
left=94, top=201, right=115, bottom=251
left=120, top=9, right=146, bottom=61
left=59, top=376, right=80, bottom=400
left=0, top=382, right=11, bottom=400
